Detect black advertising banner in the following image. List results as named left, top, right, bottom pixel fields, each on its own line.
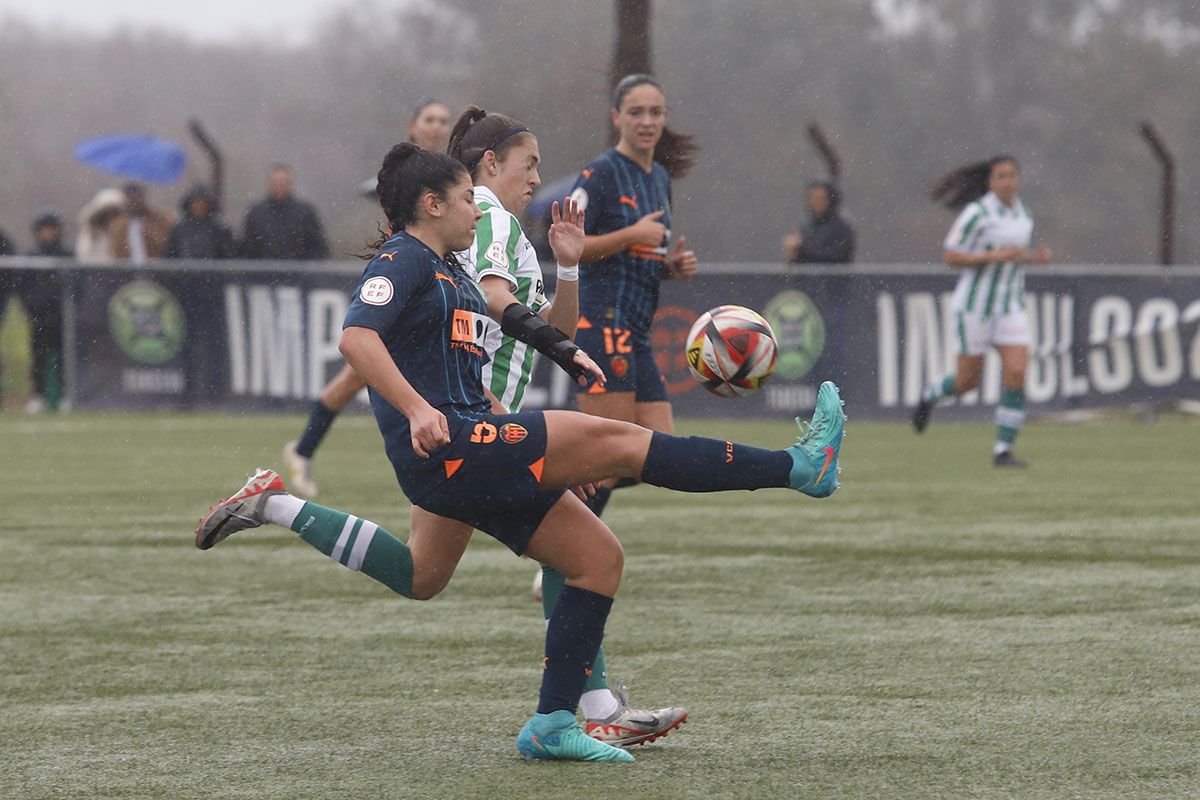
left=3, top=260, right=1195, bottom=419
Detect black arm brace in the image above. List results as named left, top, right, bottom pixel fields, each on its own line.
left=500, top=303, right=586, bottom=381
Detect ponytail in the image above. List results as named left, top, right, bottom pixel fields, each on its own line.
left=363, top=142, right=468, bottom=254
left=446, top=105, right=533, bottom=178
left=930, top=154, right=1019, bottom=210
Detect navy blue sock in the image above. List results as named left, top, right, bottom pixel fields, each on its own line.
left=640, top=432, right=792, bottom=492
left=585, top=487, right=613, bottom=517
left=296, top=401, right=339, bottom=458
left=537, top=585, right=613, bottom=714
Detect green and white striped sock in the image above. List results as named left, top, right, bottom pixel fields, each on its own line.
left=273, top=498, right=414, bottom=598
left=994, top=387, right=1026, bottom=454
left=924, top=374, right=958, bottom=403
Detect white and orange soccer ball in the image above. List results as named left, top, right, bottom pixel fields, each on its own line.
left=685, top=305, right=779, bottom=397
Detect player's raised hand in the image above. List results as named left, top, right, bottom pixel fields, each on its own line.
left=669, top=235, right=698, bottom=278
left=409, top=403, right=450, bottom=458
left=628, top=209, right=667, bottom=247
left=571, top=349, right=607, bottom=388
left=548, top=198, right=585, bottom=268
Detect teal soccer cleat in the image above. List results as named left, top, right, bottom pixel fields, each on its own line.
left=517, top=710, right=635, bottom=763
left=787, top=381, right=846, bottom=498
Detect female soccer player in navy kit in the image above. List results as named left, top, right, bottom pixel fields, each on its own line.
left=568, top=74, right=698, bottom=510
left=283, top=100, right=452, bottom=497
left=195, top=143, right=846, bottom=763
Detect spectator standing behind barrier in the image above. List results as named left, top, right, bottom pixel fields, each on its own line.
left=239, top=164, right=328, bottom=259
left=110, top=182, right=174, bottom=263
left=20, top=212, right=71, bottom=412
left=782, top=181, right=856, bottom=264
left=166, top=185, right=234, bottom=259
left=75, top=188, right=126, bottom=263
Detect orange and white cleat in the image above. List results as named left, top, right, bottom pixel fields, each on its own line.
left=194, top=468, right=286, bottom=550
left=584, top=685, right=688, bottom=748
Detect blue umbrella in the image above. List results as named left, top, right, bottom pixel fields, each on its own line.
left=74, top=135, right=186, bottom=184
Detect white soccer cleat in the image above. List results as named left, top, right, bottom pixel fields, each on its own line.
left=194, top=468, right=286, bottom=550
left=584, top=685, right=688, bottom=748
left=282, top=441, right=319, bottom=498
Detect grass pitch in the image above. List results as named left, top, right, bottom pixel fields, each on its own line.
left=2, top=411, right=1199, bottom=799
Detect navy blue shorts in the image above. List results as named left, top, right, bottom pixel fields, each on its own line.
left=573, top=323, right=668, bottom=402
left=387, top=410, right=565, bottom=556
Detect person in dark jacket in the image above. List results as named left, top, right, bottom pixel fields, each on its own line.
left=20, top=212, right=71, bottom=411
left=166, top=185, right=234, bottom=259
left=239, top=164, right=329, bottom=259
left=783, top=181, right=856, bottom=264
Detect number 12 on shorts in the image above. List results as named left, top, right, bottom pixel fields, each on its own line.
left=602, top=327, right=632, bottom=355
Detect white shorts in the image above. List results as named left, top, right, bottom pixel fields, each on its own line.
left=952, top=308, right=1031, bottom=357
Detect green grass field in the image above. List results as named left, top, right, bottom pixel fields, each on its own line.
left=3, top=411, right=1199, bottom=799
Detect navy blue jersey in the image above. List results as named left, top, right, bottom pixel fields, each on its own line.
left=570, top=148, right=673, bottom=337
left=343, top=231, right=493, bottom=450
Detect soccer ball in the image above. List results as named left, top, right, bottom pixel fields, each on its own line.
left=685, top=305, right=778, bottom=397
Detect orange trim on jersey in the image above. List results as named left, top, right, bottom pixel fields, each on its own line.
left=581, top=168, right=594, bottom=179
left=444, top=459, right=464, bottom=479
left=619, top=195, right=639, bottom=209
left=379, top=251, right=398, bottom=261
left=586, top=382, right=607, bottom=394
left=435, top=272, right=457, bottom=286
left=627, top=245, right=666, bottom=263
left=527, top=457, right=545, bottom=482
left=576, top=315, right=593, bottom=329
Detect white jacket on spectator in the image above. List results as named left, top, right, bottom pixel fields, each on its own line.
left=75, top=188, right=125, bottom=263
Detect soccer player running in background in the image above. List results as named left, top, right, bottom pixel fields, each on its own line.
left=283, top=99, right=452, bottom=496
left=912, top=155, right=1052, bottom=467
left=195, top=143, right=846, bottom=763
left=443, top=105, right=686, bottom=747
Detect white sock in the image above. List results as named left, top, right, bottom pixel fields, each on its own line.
left=993, top=441, right=1012, bottom=456
left=263, top=493, right=306, bottom=528
left=579, top=688, right=620, bottom=721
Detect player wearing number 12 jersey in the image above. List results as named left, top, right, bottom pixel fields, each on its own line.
left=567, top=74, right=699, bottom=515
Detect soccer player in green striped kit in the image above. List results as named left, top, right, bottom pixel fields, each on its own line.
left=912, top=155, right=1052, bottom=467
left=443, top=106, right=688, bottom=746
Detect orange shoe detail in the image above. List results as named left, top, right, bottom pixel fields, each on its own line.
left=528, top=457, right=545, bottom=482
left=444, top=459, right=464, bottom=479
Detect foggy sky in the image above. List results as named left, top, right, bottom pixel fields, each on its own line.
left=0, top=0, right=411, bottom=44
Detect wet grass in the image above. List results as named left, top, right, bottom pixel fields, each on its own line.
left=2, top=411, right=1198, bottom=799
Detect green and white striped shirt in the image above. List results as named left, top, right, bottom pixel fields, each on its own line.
left=455, top=185, right=550, bottom=411
left=944, top=191, right=1034, bottom=318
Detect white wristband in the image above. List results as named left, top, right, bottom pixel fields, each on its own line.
left=556, top=263, right=579, bottom=282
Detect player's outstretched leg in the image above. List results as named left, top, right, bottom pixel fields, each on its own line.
left=541, top=381, right=847, bottom=499
left=195, top=469, right=416, bottom=597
